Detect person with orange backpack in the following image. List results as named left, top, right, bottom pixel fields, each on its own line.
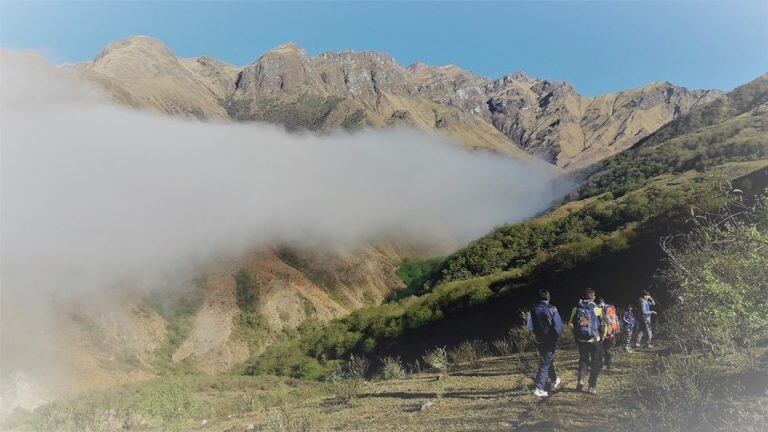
left=598, top=298, right=620, bottom=370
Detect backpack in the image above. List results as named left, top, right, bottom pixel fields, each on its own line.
left=532, top=301, right=555, bottom=336
left=604, top=304, right=620, bottom=338
left=573, top=300, right=599, bottom=340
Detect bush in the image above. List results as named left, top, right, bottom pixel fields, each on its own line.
left=492, top=338, right=513, bottom=356
left=346, top=354, right=370, bottom=380
left=422, top=347, right=450, bottom=376
left=448, top=340, right=488, bottom=368
left=234, top=269, right=258, bottom=310
left=378, top=356, right=406, bottom=380
left=325, top=368, right=364, bottom=405
left=324, top=355, right=369, bottom=404
left=508, top=326, right=536, bottom=353
left=266, top=404, right=313, bottom=432
left=623, top=187, right=768, bottom=431
left=659, top=189, right=768, bottom=357
left=132, top=378, right=209, bottom=431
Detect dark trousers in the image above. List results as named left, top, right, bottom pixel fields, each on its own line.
left=603, top=337, right=614, bottom=368
left=577, top=340, right=603, bottom=389
left=534, top=339, right=558, bottom=391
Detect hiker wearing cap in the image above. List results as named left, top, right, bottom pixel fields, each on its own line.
left=569, top=288, right=607, bottom=394
left=527, top=289, right=564, bottom=398
left=635, top=290, right=657, bottom=349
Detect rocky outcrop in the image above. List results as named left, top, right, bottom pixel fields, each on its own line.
left=75, top=35, right=721, bottom=170
left=417, top=70, right=721, bottom=169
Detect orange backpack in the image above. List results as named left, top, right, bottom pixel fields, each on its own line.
left=604, top=305, right=620, bottom=337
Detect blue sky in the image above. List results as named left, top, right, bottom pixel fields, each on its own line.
left=1, top=1, right=766, bottom=95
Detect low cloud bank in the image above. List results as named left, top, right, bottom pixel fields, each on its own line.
left=0, top=51, right=568, bottom=409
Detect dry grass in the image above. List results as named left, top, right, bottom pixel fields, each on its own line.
left=193, top=346, right=664, bottom=432
left=14, top=345, right=765, bottom=432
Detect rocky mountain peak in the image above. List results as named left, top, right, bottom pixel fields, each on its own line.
left=77, top=36, right=724, bottom=170
left=94, top=35, right=174, bottom=63
left=267, top=42, right=306, bottom=55
left=407, top=62, right=430, bottom=73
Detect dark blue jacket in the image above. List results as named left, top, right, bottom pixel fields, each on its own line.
left=623, top=310, right=636, bottom=331
left=527, top=299, right=564, bottom=341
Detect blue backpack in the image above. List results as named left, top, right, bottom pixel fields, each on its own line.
left=573, top=300, right=599, bottom=340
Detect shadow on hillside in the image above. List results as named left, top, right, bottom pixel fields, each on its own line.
left=450, top=369, right=511, bottom=377
left=361, top=387, right=526, bottom=402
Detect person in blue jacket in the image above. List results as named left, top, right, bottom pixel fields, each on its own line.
left=635, top=290, right=657, bottom=348
left=527, top=289, right=564, bottom=398
left=623, top=304, right=636, bottom=352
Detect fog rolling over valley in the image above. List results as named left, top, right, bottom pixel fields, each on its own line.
left=0, top=51, right=566, bottom=410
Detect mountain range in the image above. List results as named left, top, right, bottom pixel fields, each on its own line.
left=73, top=35, right=721, bottom=170
left=6, top=36, right=765, bottom=411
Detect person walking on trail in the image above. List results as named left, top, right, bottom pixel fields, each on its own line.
left=598, top=298, right=620, bottom=370
left=635, top=290, right=657, bottom=349
left=527, top=289, right=564, bottom=398
left=623, top=304, right=636, bottom=352
left=569, top=288, right=607, bottom=395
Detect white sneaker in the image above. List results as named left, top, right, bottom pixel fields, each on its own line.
left=588, top=387, right=597, bottom=395
left=533, top=388, right=549, bottom=398
left=551, top=377, right=562, bottom=391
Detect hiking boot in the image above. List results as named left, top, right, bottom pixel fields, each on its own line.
left=647, top=344, right=655, bottom=348
left=550, top=377, right=562, bottom=391
left=576, top=381, right=584, bottom=392
left=588, top=387, right=597, bottom=395
left=533, top=388, right=549, bottom=398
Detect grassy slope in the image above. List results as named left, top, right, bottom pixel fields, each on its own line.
left=10, top=343, right=766, bottom=431
left=248, top=73, right=768, bottom=377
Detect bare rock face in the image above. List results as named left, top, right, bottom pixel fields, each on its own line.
left=416, top=69, right=722, bottom=169
left=76, top=36, right=720, bottom=170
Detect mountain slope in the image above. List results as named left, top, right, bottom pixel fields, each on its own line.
left=415, top=68, right=721, bottom=169
left=75, top=35, right=719, bottom=169
left=77, top=36, right=230, bottom=119
left=248, top=73, right=768, bottom=376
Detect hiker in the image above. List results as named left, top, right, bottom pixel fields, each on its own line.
left=527, top=289, right=564, bottom=398
left=569, top=288, right=607, bottom=394
left=635, top=290, right=657, bottom=348
left=598, top=298, right=620, bottom=370
left=623, top=304, right=636, bottom=352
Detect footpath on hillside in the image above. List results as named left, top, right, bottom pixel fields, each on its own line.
left=201, top=345, right=660, bottom=432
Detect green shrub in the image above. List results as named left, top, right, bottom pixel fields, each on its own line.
left=324, top=356, right=369, bottom=404
left=659, top=190, right=768, bottom=356
left=447, top=340, right=488, bottom=368
left=422, top=347, right=450, bottom=376
left=508, top=326, right=536, bottom=353
left=132, top=378, right=209, bottom=431
left=378, top=356, right=406, bottom=380
left=234, top=269, right=257, bottom=310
